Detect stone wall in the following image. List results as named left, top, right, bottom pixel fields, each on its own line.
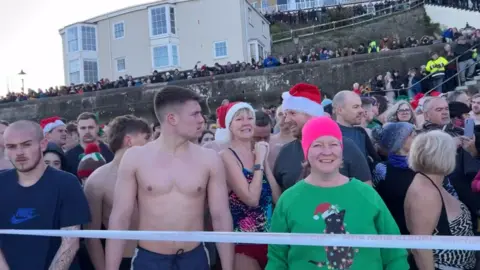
left=0, top=44, right=444, bottom=123
left=272, top=6, right=432, bottom=56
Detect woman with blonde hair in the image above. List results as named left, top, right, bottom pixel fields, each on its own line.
left=385, top=100, right=417, bottom=126
left=218, top=102, right=282, bottom=270
left=266, top=116, right=408, bottom=270
left=406, top=130, right=476, bottom=269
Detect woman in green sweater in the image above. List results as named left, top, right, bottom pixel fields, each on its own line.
left=266, top=116, right=408, bottom=270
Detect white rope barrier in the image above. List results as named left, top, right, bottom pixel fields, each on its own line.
left=1, top=230, right=480, bottom=250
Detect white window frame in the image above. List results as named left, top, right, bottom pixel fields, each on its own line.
left=213, top=41, right=228, bottom=59
left=151, top=44, right=180, bottom=69
left=83, top=59, right=99, bottom=83
left=116, top=57, right=126, bottom=72
left=248, top=40, right=266, bottom=62
left=113, top=21, right=125, bottom=39
left=248, top=8, right=252, bottom=25
left=81, top=25, right=97, bottom=51
left=68, top=59, right=80, bottom=85
left=148, top=5, right=177, bottom=39
left=67, top=27, right=79, bottom=53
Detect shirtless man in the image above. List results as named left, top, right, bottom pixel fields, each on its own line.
left=85, top=115, right=151, bottom=270
left=106, top=86, right=234, bottom=270
left=0, top=120, right=13, bottom=170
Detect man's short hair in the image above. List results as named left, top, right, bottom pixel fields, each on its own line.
left=471, top=93, right=480, bottom=100
left=467, top=86, right=479, bottom=97
left=153, top=86, right=201, bottom=122
left=66, top=122, right=78, bottom=135
left=108, top=115, right=151, bottom=154
left=7, top=120, right=44, bottom=141
left=255, top=110, right=271, bottom=127
left=446, top=90, right=466, bottom=103
left=0, top=120, right=9, bottom=126
left=77, top=112, right=98, bottom=124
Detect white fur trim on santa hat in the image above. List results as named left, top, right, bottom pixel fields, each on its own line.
left=43, top=120, right=65, bottom=135
left=282, top=91, right=324, bottom=117
left=215, top=102, right=255, bottom=143
left=313, top=208, right=336, bottom=220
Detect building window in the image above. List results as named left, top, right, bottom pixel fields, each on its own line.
left=153, top=46, right=169, bottom=67
left=214, top=41, right=228, bottom=58
left=114, top=22, right=125, bottom=39
left=151, top=6, right=172, bottom=36
left=252, top=2, right=258, bottom=8
left=69, top=59, right=80, bottom=84
left=258, top=44, right=265, bottom=59
left=83, top=60, right=98, bottom=83
left=67, top=27, right=78, bottom=53
left=171, top=45, right=179, bottom=66
left=82, top=26, right=96, bottom=51
left=116, top=58, right=126, bottom=72
left=248, top=8, right=252, bottom=24
left=249, top=43, right=257, bottom=61
left=170, top=7, right=176, bottom=34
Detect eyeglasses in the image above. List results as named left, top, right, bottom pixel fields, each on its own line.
left=397, top=109, right=411, bottom=113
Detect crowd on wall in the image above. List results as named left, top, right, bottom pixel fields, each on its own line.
left=264, top=0, right=411, bottom=26
left=426, top=0, right=480, bottom=10
left=0, top=36, right=438, bottom=104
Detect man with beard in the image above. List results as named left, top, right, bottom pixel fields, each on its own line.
left=65, top=112, right=114, bottom=176
left=471, top=93, right=480, bottom=125
left=0, top=120, right=90, bottom=269
left=40, top=116, right=68, bottom=149
left=273, top=84, right=372, bottom=191
left=0, top=120, right=13, bottom=171
left=106, top=86, right=234, bottom=270
left=85, top=115, right=151, bottom=270
left=333, top=91, right=380, bottom=165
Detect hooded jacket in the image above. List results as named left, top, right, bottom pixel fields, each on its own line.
left=43, top=142, right=68, bottom=171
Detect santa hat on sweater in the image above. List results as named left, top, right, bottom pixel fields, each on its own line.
left=282, top=83, right=324, bottom=116
left=40, top=116, right=65, bottom=135
left=77, top=143, right=106, bottom=179
left=313, top=203, right=339, bottom=220
left=214, top=102, right=255, bottom=142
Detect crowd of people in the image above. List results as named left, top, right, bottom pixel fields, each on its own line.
left=0, top=0, right=436, bottom=105
left=3, top=71, right=480, bottom=269
left=0, top=32, right=437, bottom=105
left=264, top=0, right=410, bottom=26
left=426, top=0, right=480, bottom=10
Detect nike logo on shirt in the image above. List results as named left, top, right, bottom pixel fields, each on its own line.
left=10, top=208, right=38, bottom=225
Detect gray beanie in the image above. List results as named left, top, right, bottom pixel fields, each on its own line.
left=372, top=122, right=415, bottom=153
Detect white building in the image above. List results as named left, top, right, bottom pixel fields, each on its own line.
left=59, top=0, right=271, bottom=85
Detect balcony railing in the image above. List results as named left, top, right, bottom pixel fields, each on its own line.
left=271, top=0, right=424, bottom=42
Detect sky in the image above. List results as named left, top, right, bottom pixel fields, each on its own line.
left=0, top=0, right=152, bottom=96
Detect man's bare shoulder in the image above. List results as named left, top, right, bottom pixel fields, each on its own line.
left=84, top=163, right=113, bottom=192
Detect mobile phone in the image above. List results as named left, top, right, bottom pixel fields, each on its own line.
left=464, top=118, right=475, bottom=138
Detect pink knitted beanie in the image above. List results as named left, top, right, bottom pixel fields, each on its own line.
left=301, top=117, right=343, bottom=159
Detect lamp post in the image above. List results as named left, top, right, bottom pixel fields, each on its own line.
left=293, top=37, right=299, bottom=54
left=18, top=69, right=26, bottom=91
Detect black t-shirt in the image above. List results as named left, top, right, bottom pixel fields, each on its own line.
left=0, top=167, right=91, bottom=269
left=273, top=138, right=371, bottom=191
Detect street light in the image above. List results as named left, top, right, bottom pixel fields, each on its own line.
left=293, top=37, right=300, bottom=54
left=18, top=70, right=26, bottom=91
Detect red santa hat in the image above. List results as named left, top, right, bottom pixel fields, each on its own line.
left=313, top=203, right=338, bottom=220
left=281, top=83, right=324, bottom=116
left=214, top=102, right=255, bottom=142
left=40, top=116, right=65, bottom=135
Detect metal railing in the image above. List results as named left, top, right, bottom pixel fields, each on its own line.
left=272, top=0, right=422, bottom=42
left=256, top=0, right=372, bottom=13
left=365, top=43, right=479, bottom=96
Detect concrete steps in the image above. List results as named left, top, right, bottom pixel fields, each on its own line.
left=454, top=74, right=480, bottom=91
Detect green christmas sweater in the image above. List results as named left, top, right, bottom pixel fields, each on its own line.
left=265, top=178, right=408, bottom=270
